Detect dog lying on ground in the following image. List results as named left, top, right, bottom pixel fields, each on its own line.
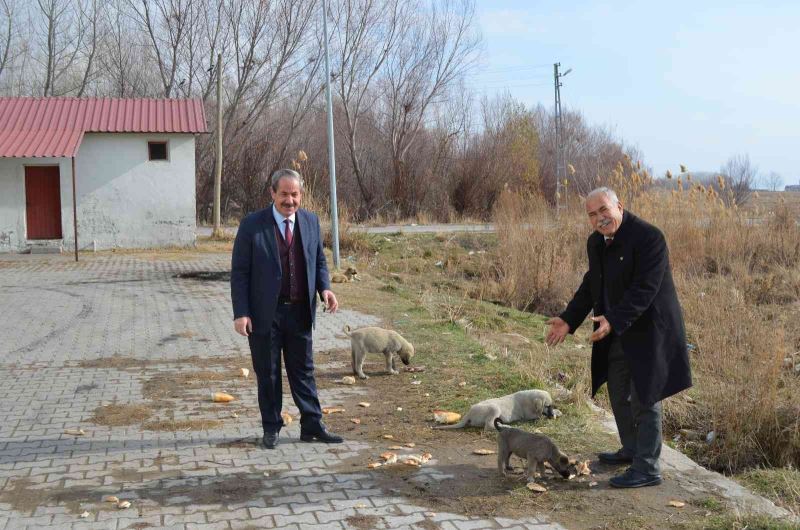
left=434, top=389, right=555, bottom=431
left=495, top=418, right=576, bottom=482
left=331, top=266, right=360, bottom=283
left=343, top=325, right=415, bottom=379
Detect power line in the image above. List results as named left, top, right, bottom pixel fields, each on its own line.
left=467, top=63, right=552, bottom=76
left=471, top=81, right=552, bottom=90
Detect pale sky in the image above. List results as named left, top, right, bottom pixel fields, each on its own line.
left=473, top=0, right=800, bottom=187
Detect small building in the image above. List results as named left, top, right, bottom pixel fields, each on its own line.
left=0, top=97, right=208, bottom=253
left=786, top=182, right=800, bottom=192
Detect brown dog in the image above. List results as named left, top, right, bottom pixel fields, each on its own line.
left=495, top=419, right=576, bottom=482
left=331, top=266, right=360, bottom=283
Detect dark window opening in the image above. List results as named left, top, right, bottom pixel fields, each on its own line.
left=148, top=141, right=168, bottom=161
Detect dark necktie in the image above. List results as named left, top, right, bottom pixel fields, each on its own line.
left=284, top=219, right=293, bottom=246
left=605, top=238, right=613, bottom=247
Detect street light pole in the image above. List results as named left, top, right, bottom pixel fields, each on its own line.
left=212, top=53, right=223, bottom=238
left=321, top=0, right=340, bottom=269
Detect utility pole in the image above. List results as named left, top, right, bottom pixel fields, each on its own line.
left=553, top=62, right=571, bottom=215
left=321, top=0, right=340, bottom=269
left=212, top=53, right=223, bottom=239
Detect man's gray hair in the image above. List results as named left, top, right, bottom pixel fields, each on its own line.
left=587, top=186, right=620, bottom=205
left=270, top=168, right=304, bottom=192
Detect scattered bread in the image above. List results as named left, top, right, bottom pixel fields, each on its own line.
left=432, top=410, right=461, bottom=425
left=211, top=392, right=235, bottom=403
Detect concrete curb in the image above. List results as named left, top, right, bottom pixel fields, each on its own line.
left=588, top=400, right=798, bottom=522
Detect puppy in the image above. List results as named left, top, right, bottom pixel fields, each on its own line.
left=495, top=418, right=576, bottom=482
left=343, top=325, right=415, bottom=379
left=331, top=266, right=360, bottom=283
left=435, top=389, right=555, bottom=431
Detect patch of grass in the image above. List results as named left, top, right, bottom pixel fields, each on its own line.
left=141, top=370, right=234, bottom=401
left=738, top=467, right=800, bottom=516
left=690, top=496, right=726, bottom=513
left=335, top=234, right=605, bottom=455
left=142, top=419, right=223, bottom=431
left=344, top=515, right=382, bottom=530
left=681, top=514, right=800, bottom=530
left=89, top=403, right=153, bottom=426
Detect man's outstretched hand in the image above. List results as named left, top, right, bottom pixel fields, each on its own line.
left=546, top=316, right=570, bottom=346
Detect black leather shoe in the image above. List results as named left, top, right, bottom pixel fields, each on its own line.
left=262, top=432, right=279, bottom=449
left=300, top=428, right=343, bottom=444
left=609, top=468, right=662, bottom=488
left=598, top=449, right=633, bottom=465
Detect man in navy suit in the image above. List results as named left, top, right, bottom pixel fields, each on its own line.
left=231, top=169, right=343, bottom=449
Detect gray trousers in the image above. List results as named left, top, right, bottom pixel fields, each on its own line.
left=607, top=338, right=662, bottom=476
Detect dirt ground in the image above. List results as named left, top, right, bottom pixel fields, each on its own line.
left=6, top=346, right=749, bottom=529
left=314, top=349, right=738, bottom=530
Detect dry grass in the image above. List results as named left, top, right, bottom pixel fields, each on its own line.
left=89, top=403, right=153, bottom=426
left=478, top=167, right=800, bottom=475
left=479, top=191, right=586, bottom=315
left=738, top=467, right=800, bottom=516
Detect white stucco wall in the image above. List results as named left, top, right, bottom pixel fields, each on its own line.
left=0, top=133, right=197, bottom=252
left=0, top=157, right=70, bottom=251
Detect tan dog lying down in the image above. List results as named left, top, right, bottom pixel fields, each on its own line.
left=331, top=266, right=360, bottom=283
left=343, top=325, right=415, bottom=379
left=435, top=389, right=555, bottom=431
left=495, top=418, right=576, bottom=482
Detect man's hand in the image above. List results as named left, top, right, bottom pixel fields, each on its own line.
left=234, top=317, right=252, bottom=337
left=589, top=315, right=612, bottom=342
left=545, top=317, right=570, bottom=347
left=322, top=290, right=338, bottom=314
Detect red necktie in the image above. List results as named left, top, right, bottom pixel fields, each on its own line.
left=284, top=219, right=293, bottom=246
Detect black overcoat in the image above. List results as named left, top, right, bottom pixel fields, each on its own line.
left=559, top=211, right=692, bottom=406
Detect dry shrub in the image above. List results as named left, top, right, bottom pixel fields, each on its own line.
left=486, top=169, right=800, bottom=473
left=672, top=274, right=799, bottom=471
left=319, top=203, right=379, bottom=257
left=628, top=178, right=800, bottom=472
left=481, top=190, right=584, bottom=314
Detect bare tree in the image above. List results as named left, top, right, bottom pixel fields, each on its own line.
left=331, top=0, right=403, bottom=217
left=720, top=154, right=757, bottom=205
left=97, top=1, right=156, bottom=96
left=196, top=0, right=228, bottom=102
left=126, top=0, right=194, bottom=97
left=764, top=171, right=783, bottom=192
left=36, top=0, right=87, bottom=96
left=74, top=0, right=100, bottom=96
left=0, top=0, right=15, bottom=79
left=379, top=0, right=480, bottom=216
left=222, top=0, right=318, bottom=140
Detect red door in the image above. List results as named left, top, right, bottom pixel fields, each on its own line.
left=25, top=166, right=63, bottom=240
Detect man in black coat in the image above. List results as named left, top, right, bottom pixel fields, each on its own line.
left=546, top=187, right=692, bottom=488
left=231, top=169, right=342, bottom=450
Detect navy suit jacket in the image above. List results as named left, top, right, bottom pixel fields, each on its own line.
left=230, top=206, right=331, bottom=334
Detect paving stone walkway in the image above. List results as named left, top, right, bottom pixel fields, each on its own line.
left=0, top=254, right=563, bottom=530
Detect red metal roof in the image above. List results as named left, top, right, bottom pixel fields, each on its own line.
left=0, top=97, right=208, bottom=158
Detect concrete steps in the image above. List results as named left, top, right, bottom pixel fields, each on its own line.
left=27, top=239, right=63, bottom=254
